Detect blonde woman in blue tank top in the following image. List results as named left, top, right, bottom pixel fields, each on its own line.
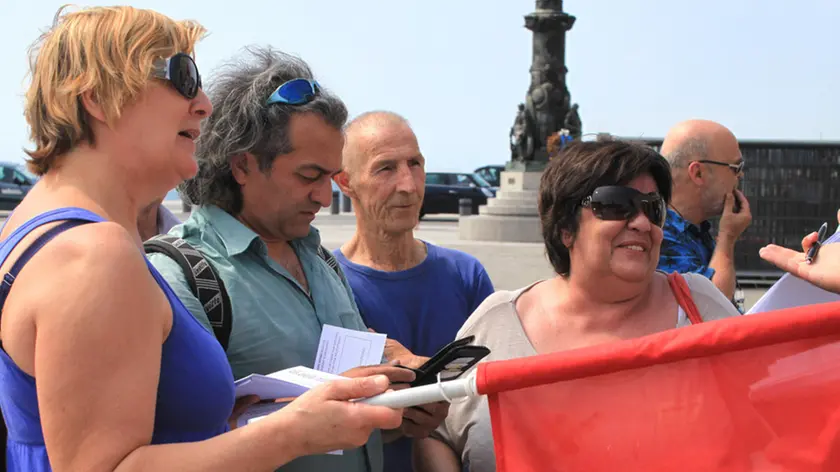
left=0, top=6, right=402, bottom=471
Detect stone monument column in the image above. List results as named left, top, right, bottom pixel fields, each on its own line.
left=460, top=0, right=581, bottom=242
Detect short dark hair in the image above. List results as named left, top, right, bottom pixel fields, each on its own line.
left=538, top=140, right=672, bottom=276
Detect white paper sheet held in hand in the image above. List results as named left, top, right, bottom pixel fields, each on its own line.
left=314, top=324, right=387, bottom=375
left=234, top=366, right=345, bottom=428
left=747, top=233, right=840, bottom=315
left=235, top=366, right=349, bottom=455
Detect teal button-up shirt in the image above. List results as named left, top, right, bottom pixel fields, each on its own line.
left=148, top=205, right=382, bottom=472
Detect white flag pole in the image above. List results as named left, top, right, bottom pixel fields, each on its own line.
left=359, top=371, right=479, bottom=408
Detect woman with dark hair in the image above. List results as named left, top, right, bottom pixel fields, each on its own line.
left=414, top=140, right=741, bottom=472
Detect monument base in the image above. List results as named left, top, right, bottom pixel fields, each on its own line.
left=505, top=159, right=547, bottom=173
left=459, top=170, right=543, bottom=243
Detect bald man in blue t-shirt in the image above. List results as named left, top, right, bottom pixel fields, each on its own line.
left=333, top=111, right=495, bottom=472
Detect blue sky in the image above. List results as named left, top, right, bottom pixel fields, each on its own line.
left=1, top=0, right=838, bottom=173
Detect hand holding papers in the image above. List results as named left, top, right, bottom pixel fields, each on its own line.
left=234, top=366, right=347, bottom=428
left=234, top=326, right=389, bottom=406
left=236, top=374, right=403, bottom=458
left=233, top=325, right=393, bottom=456
left=753, top=230, right=840, bottom=313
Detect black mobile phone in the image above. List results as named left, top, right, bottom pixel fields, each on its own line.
left=732, top=190, right=741, bottom=213
left=407, top=337, right=490, bottom=387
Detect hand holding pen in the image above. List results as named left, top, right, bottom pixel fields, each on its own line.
left=805, top=222, right=829, bottom=264
left=760, top=214, right=840, bottom=295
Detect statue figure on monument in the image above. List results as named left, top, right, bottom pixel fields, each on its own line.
left=526, top=83, right=553, bottom=156
left=508, top=0, right=579, bottom=170
left=522, top=64, right=567, bottom=162
left=459, top=0, right=580, bottom=243
left=564, top=103, right=582, bottom=139
left=510, top=103, right=535, bottom=161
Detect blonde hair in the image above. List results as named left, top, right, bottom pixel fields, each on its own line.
left=23, top=5, right=207, bottom=175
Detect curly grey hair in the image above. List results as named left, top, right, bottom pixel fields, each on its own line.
left=179, top=45, right=348, bottom=214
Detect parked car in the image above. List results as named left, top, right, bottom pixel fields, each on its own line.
left=421, top=172, right=496, bottom=218
left=0, top=162, right=37, bottom=210
left=474, top=165, right=505, bottom=188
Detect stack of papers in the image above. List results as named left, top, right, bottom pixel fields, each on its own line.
left=234, top=366, right=346, bottom=427
left=233, top=325, right=389, bottom=454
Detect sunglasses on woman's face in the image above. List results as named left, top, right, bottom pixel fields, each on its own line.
left=581, top=186, right=666, bottom=228
left=152, top=53, right=202, bottom=100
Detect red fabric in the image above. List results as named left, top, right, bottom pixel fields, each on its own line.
left=667, top=272, right=703, bottom=325
left=477, top=301, right=840, bottom=472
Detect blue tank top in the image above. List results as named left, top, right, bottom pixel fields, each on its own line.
left=0, top=208, right=235, bottom=471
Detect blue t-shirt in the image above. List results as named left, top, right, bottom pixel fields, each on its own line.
left=333, top=241, right=495, bottom=472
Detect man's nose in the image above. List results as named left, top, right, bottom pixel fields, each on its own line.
left=311, top=178, right=333, bottom=208
left=395, top=164, right=417, bottom=193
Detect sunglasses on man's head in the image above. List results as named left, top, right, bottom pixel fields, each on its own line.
left=265, top=78, right=321, bottom=106
left=581, top=186, right=666, bottom=228
left=152, top=53, right=202, bottom=100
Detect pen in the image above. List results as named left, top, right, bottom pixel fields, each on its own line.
left=805, top=222, right=829, bottom=264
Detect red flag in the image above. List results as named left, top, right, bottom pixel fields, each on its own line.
left=475, top=301, right=840, bottom=472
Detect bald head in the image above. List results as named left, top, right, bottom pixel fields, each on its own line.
left=660, top=119, right=739, bottom=171
left=342, top=111, right=415, bottom=177
left=661, top=119, right=743, bottom=221
left=338, top=110, right=425, bottom=233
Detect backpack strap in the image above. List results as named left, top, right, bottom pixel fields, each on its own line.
left=142, top=238, right=338, bottom=350
left=667, top=272, right=703, bottom=325
left=144, top=235, right=233, bottom=350
left=317, top=244, right=345, bottom=283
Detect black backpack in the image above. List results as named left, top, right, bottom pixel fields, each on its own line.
left=143, top=234, right=343, bottom=351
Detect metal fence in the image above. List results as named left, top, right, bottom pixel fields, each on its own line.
left=624, top=138, right=840, bottom=283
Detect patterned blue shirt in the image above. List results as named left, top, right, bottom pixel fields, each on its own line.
left=658, top=208, right=716, bottom=279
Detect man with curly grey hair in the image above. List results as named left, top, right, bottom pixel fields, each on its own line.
left=148, top=45, right=444, bottom=472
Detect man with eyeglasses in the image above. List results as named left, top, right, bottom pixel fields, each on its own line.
left=657, top=119, right=752, bottom=309
left=148, top=46, right=444, bottom=472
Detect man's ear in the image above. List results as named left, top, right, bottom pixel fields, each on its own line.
left=80, top=90, right=107, bottom=124
left=686, top=161, right=705, bottom=185
left=333, top=170, right=355, bottom=198
left=230, top=153, right=252, bottom=185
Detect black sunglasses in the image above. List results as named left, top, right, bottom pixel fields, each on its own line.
left=152, top=53, right=202, bottom=99
left=581, top=186, right=666, bottom=228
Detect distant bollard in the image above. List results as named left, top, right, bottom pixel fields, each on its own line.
left=459, top=198, right=472, bottom=216
left=341, top=194, right=352, bottom=213
left=330, top=192, right=340, bottom=215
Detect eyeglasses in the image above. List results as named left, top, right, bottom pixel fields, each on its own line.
left=581, top=186, right=667, bottom=228
left=151, top=53, right=202, bottom=100
left=265, top=78, right=321, bottom=106
left=696, top=160, right=744, bottom=174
